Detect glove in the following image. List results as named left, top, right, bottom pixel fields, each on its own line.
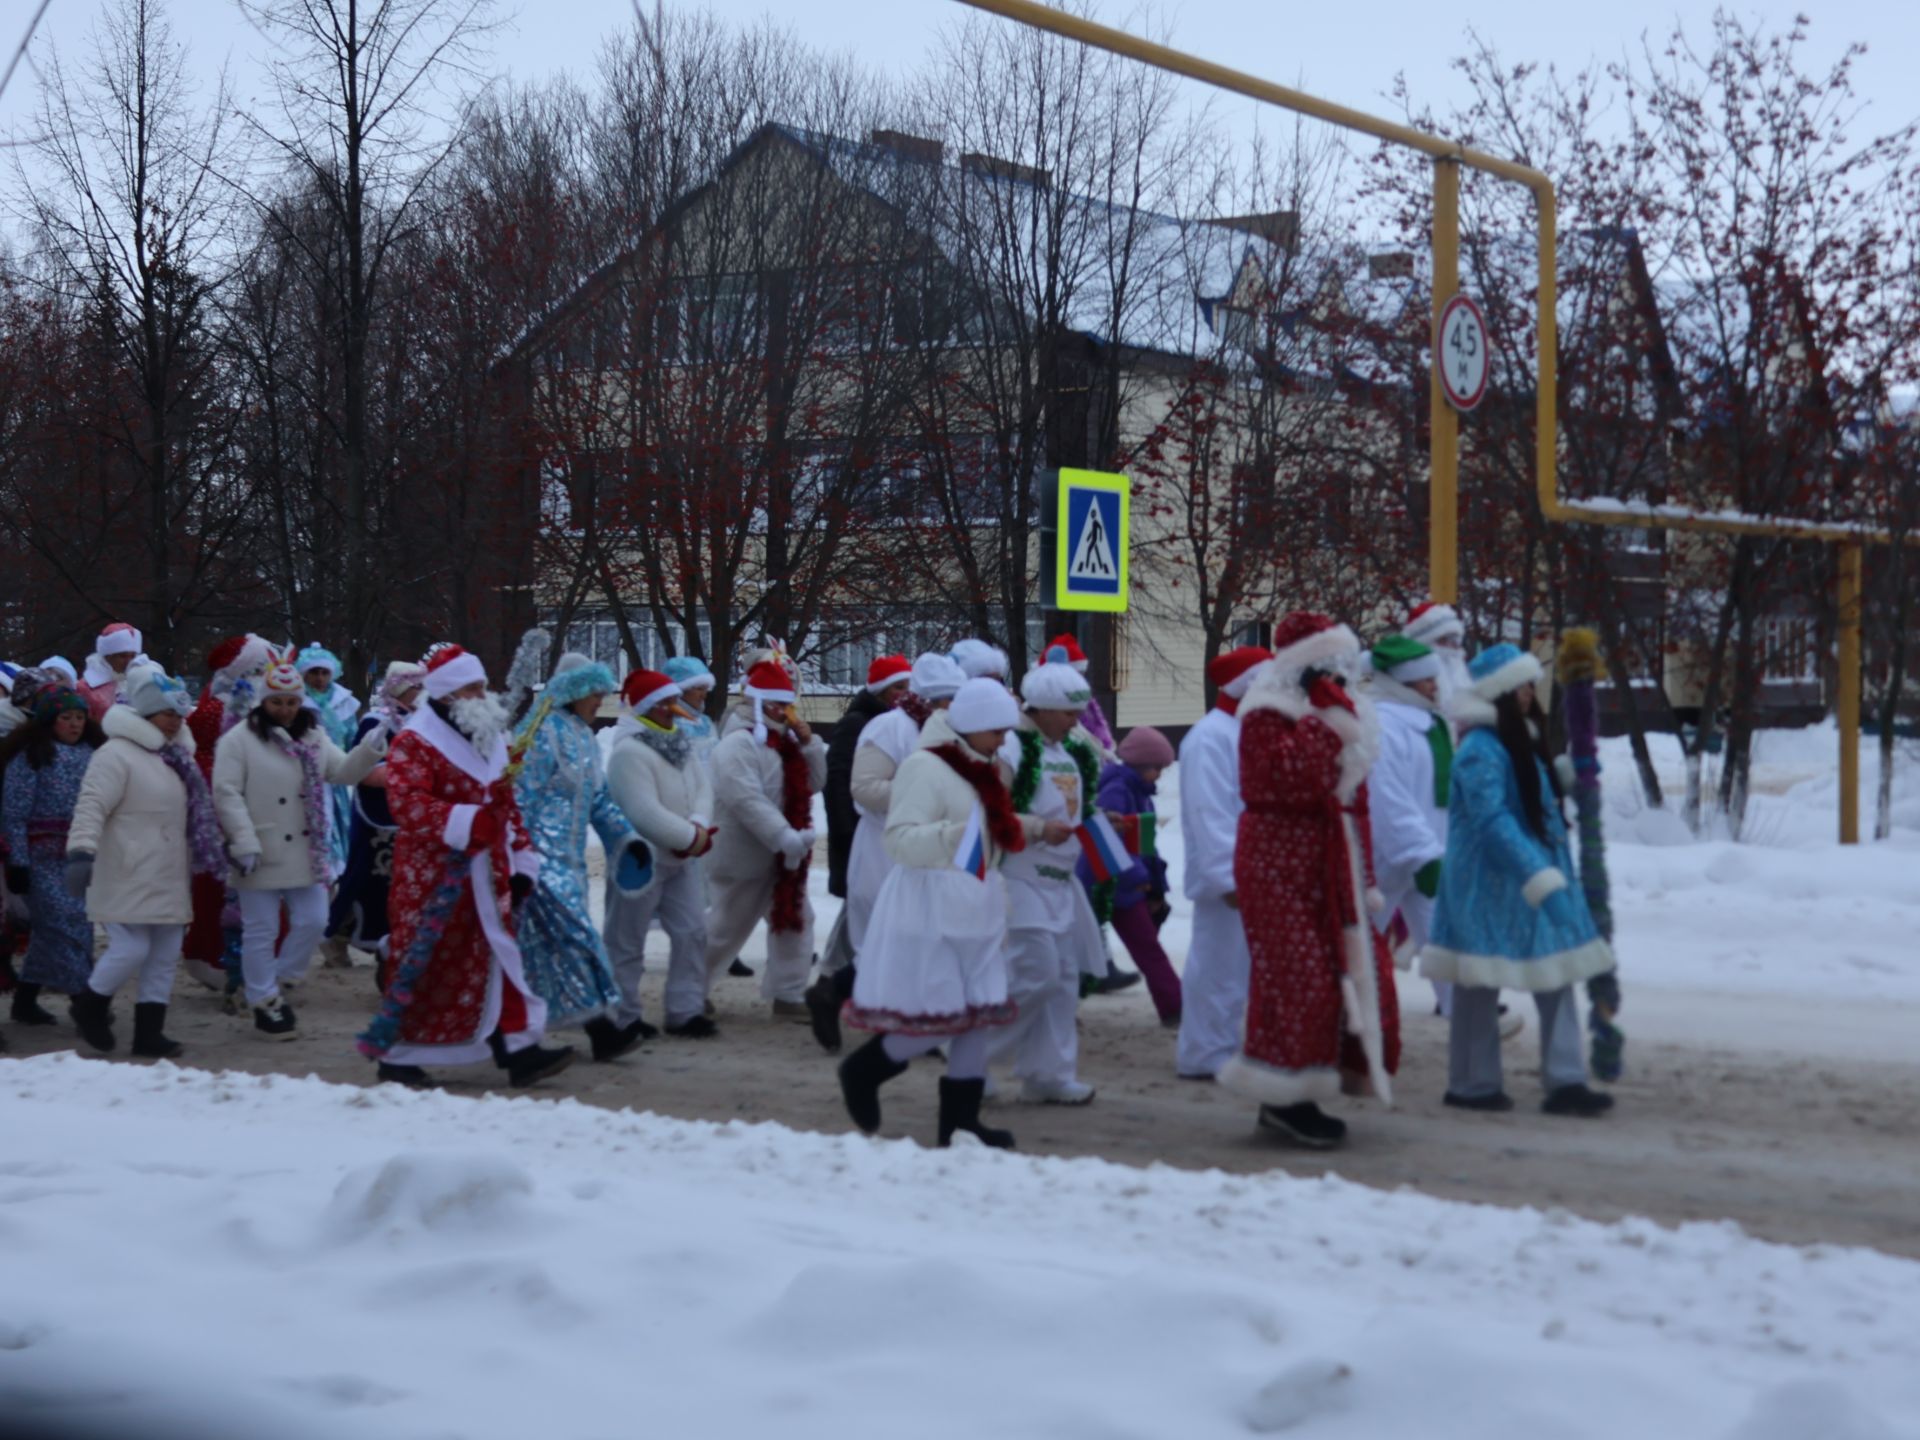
left=232, top=851, right=260, bottom=878
left=5, top=865, right=29, bottom=895
left=1521, top=867, right=1568, bottom=909
left=675, top=825, right=716, bottom=860
left=64, top=853, right=94, bottom=899
left=509, top=873, right=534, bottom=911
left=779, top=828, right=815, bottom=869
left=1414, top=859, right=1441, bottom=899
left=467, top=807, right=502, bottom=852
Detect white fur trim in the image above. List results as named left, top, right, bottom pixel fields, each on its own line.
left=632, top=682, right=681, bottom=715
left=867, top=673, right=911, bottom=695
left=1470, top=651, right=1543, bottom=704
left=1447, top=691, right=1498, bottom=730
left=1404, top=605, right=1463, bottom=647
left=1269, top=623, right=1360, bottom=679
left=1379, top=652, right=1443, bottom=685
left=744, top=681, right=796, bottom=704
left=444, top=804, right=479, bottom=851
left=97, top=627, right=141, bottom=657
left=1369, top=675, right=1441, bottom=715
left=1521, top=867, right=1568, bottom=908
left=1221, top=660, right=1273, bottom=700
left=1241, top=663, right=1380, bottom=805
left=1421, top=936, right=1616, bottom=991
left=1218, top=1055, right=1342, bottom=1107
left=424, top=652, right=487, bottom=699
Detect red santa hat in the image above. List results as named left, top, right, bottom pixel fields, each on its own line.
left=1207, top=646, right=1274, bottom=700
left=96, top=622, right=142, bottom=658
left=865, top=654, right=912, bottom=695
left=1404, top=601, right=1464, bottom=648
left=743, top=660, right=796, bottom=704
left=423, top=644, right=488, bottom=700
left=1270, top=611, right=1360, bottom=676
left=622, top=668, right=682, bottom=716
left=1045, top=633, right=1090, bottom=673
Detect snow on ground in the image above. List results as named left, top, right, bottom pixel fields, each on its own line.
left=3, top=1052, right=1918, bottom=1440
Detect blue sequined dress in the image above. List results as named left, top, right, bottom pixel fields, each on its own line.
left=513, top=708, right=635, bottom=1024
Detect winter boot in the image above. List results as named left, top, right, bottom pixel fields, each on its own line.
left=664, top=1014, right=719, bottom=1039
left=131, top=1003, right=184, bottom=1059
left=728, top=957, right=755, bottom=979
left=937, top=1077, right=1016, bottom=1150
left=1542, top=1084, right=1615, bottom=1118
left=252, top=995, right=297, bottom=1040
left=376, top=1063, right=439, bottom=1090
left=805, top=973, right=844, bottom=1054
left=11, top=982, right=57, bottom=1026
left=505, top=1043, right=576, bottom=1089
left=69, top=987, right=116, bottom=1053
left=1443, top=1090, right=1515, bottom=1113
left=583, top=1015, right=645, bottom=1063
left=1256, top=1102, right=1348, bottom=1149
left=1094, top=967, right=1144, bottom=996
left=837, top=1034, right=909, bottom=1135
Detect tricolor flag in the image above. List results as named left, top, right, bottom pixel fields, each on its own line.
left=1110, top=813, right=1157, bottom=858
left=1075, top=811, right=1133, bottom=883
left=953, top=802, right=989, bottom=880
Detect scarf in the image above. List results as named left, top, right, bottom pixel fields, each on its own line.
left=1215, top=695, right=1239, bottom=717
left=156, top=742, right=228, bottom=878
left=636, top=716, right=693, bottom=767
left=270, top=728, right=334, bottom=884
left=898, top=691, right=935, bottom=729
left=1425, top=717, right=1455, bottom=809
left=769, top=729, right=812, bottom=934
left=928, top=743, right=1026, bottom=855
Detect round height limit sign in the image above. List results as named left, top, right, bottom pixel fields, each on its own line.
left=1437, top=294, right=1490, bottom=413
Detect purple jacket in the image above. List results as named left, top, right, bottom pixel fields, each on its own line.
left=1076, top=761, right=1167, bottom=908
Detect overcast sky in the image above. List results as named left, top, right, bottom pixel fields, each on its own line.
left=4, top=1, right=1915, bottom=176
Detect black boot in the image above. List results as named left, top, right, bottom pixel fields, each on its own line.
left=805, top=973, right=843, bottom=1055
left=505, top=1043, right=576, bottom=1088
left=583, top=1016, right=645, bottom=1063
left=376, top=1062, right=439, bottom=1089
left=11, top=982, right=57, bottom=1026
left=837, top=1033, right=909, bottom=1135
left=937, top=1077, right=1016, bottom=1150
left=728, top=957, right=755, bottom=978
left=1542, top=1084, right=1615, bottom=1117
left=1256, top=1102, right=1348, bottom=1149
left=68, top=987, right=115, bottom=1053
left=130, top=1003, right=184, bottom=1059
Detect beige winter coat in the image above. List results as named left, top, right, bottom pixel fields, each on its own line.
left=66, top=706, right=196, bottom=925
left=883, top=710, right=1019, bottom=870
left=605, top=725, right=714, bottom=870
left=706, top=708, right=826, bottom=883
left=212, top=719, right=386, bottom=890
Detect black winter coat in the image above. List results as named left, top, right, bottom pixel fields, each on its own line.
left=825, top=688, right=889, bottom=897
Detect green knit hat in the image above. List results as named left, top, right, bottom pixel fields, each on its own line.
left=1369, top=633, right=1443, bottom=684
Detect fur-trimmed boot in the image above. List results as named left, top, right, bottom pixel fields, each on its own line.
left=937, top=1077, right=1016, bottom=1150
left=837, top=1034, right=909, bottom=1135
left=131, top=1003, right=184, bottom=1059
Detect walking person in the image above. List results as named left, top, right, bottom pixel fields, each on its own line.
left=512, top=653, right=651, bottom=1062
left=182, top=635, right=273, bottom=994
left=2, top=682, right=105, bottom=1029
left=816, top=656, right=910, bottom=1007
left=838, top=677, right=1025, bottom=1148
left=65, top=669, right=227, bottom=1057
left=1080, top=724, right=1183, bottom=1027
left=987, top=656, right=1109, bottom=1104
left=1422, top=644, right=1618, bottom=1117
left=1220, top=613, right=1399, bottom=1150
left=661, top=657, right=720, bottom=768
left=327, top=661, right=427, bottom=976
left=700, top=661, right=826, bottom=1025
left=604, top=669, right=716, bottom=1039
left=212, top=654, right=387, bottom=1039
left=1175, top=646, right=1273, bottom=1080
left=76, top=623, right=148, bottom=724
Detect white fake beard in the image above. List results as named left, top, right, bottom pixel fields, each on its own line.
left=448, top=691, right=513, bottom=753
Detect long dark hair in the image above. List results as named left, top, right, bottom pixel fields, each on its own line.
left=246, top=703, right=318, bottom=742
left=1494, top=689, right=1563, bottom=840
left=0, top=709, right=107, bottom=772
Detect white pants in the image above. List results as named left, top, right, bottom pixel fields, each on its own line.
left=89, top=923, right=184, bottom=1004
left=605, top=861, right=709, bottom=1028
left=1176, top=895, right=1250, bottom=1078
left=704, top=867, right=814, bottom=1005
left=237, top=883, right=331, bottom=1006
left=987, top=927, right=1080, bottom=1088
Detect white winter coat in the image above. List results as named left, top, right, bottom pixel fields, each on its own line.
left=605, top=725, right=714, bottom=870
left=1179, top=705, right=1243, bottom=902
left=1367, top=690, right=1450, bottom=942
left=706, top=709, right=827, bottom=883
left=66, top=706, right=196, bottom=925
left=212, top=719, right=385, bottom=890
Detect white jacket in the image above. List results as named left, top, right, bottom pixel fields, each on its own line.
left=1179, top=705, right=1242, bottom=901
left=882, top=710, right=1015, bottom=869
left=606, top=725, right=714, bottom=869
left=212, top=719, right=385, bottom=890
left=706, top=709, right=826, bottom=882
left=67, top=706, right=196, bottom=925
left=1368, top=691, right=1449, bottom=929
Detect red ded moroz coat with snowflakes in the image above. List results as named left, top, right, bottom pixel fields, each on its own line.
left=1219, top=620, right=1400, bottom=1108
left=376, top=705, right=546, bottom=1065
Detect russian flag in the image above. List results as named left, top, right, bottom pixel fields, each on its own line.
left=953, top=802, right=988, bottom=880
left=1075, top=812, right=1132, bottom=883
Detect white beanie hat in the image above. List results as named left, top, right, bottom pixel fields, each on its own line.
left=951, top=638, right=1010, bottom=680
left=947, top=677, right=1021, bottom=734
left=908, top=651, right=967, bottom=701
left=1020, top=660, right=1093, bottom=713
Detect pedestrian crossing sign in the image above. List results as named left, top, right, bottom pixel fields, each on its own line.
left=1055, top=468, right=1130, bottom=613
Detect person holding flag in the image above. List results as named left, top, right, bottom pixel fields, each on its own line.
left=1078, top=724, right=1182, bottom=1027
left=986, top=655, right=1110, bottom=1104
left=839, top=677, right=1025, bottom=1148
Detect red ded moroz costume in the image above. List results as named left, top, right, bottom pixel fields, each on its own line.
left=1220, top=613, right=1401, bottom=1106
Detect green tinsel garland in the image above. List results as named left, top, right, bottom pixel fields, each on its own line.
left=1013, top=728, right=1112, bottom=920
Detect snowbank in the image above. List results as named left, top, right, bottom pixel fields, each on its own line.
left=2, top=1054, right=1917, bottom=1439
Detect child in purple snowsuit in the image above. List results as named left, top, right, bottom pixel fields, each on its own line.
left=1079, top=725, right=1182, bottom=1025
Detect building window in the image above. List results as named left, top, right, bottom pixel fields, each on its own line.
left=1758, top=615, right=1818, bottom=684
